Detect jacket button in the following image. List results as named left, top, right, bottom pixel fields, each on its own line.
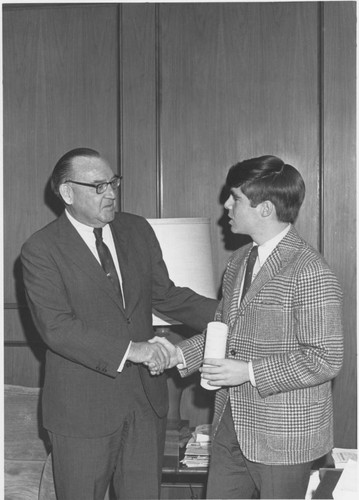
left=125, top=361, right=132, bottom=368
left=127, top=318, right=131, bottom=324
left=230, top=349, right=236, bottom=356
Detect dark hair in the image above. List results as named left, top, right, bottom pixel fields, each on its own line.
left=226, top=155, right=305, bottom=223
left=50, top=148, right=101, bottom=200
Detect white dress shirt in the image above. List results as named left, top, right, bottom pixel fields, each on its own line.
left=65, top=210, right=130, bottom=371
left=245, top=224, right=291, bottom=385
left=240, top=224, right=291, bottom=304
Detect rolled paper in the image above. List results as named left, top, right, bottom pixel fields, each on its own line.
left=200, top=321, right=228, bottom=390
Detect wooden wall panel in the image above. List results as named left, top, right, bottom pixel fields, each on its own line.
left=3, top=4, right=119, bottom=304
left=159, top=3, right=319, bottom=287
left=4, top=345, right=46, bottom=388
left=322, top=2, right=357, bottom=448
left=120, top=4, right=158, bottom=217
left=4, top=308, right=41, bottom=343
left=3, top=3, right=119, bottom=385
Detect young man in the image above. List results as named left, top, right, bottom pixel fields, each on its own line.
left=21, top=148, right=218, bottom=500
left=153, top=155, right=343, bottom=499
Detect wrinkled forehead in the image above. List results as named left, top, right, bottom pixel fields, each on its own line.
left=71, top=155, right=114, bottom=180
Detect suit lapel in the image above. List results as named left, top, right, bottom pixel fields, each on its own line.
left=228, top=252, right=247, bottom=325
left=56, top=214, right=126, bottom=312
left=230, top=227, right=303, bottom=318
left=239, top=249, right=282, bottom=308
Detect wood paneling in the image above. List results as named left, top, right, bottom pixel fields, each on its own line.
left=3, top=4, right=119, bottom=387
left=4, top=308, right=41, bottom=343
left=159, top=3, right=319, bottom=286
left=322, top=2, right=357, bottom=448
left=3, top=4, right=119, bottom=303
left=4, top=345, right=46, bottom=388
left=120, top=4, right=158, bottom=217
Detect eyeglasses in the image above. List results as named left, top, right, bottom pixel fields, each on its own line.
left=64, top=175, right=122, bottom=194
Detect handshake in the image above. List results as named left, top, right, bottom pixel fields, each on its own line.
left=127, top=336, right=182, bottom=376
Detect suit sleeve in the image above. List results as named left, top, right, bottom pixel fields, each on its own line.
left=252, top=260, right=344, bottom=398
left=175, top=294, right=225, bottom=378
left=143, top=219, right=218, bottom=331
left=21, top=237, right=128, bottom=377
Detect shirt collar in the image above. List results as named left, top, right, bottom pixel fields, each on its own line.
left=255, top=224, right=291, bottom=268
left=65, top=209, right=97, bottom=235
left=65, top=209, right=111, bottom=238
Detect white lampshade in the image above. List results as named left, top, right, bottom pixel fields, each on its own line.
left=147, top=217, right=217, bottom=326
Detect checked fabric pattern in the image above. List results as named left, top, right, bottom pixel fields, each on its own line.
left=179, top=226, right=343, bottom=465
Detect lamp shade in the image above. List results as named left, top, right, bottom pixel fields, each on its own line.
left=147, top=217, right=217, bottom=326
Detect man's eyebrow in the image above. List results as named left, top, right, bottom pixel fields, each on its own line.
left=92, top=176, right=116, bottom=183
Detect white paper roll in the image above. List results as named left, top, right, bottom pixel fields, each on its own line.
left=200, top=321, right=228, bottom=390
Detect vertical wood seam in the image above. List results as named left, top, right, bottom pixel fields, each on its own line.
left=155, top=4, right=163, bottom=218
left=118, top=4, right=124, bottom=211
left=318, top=1, right=324, bottom=254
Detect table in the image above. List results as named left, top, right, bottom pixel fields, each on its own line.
left=161, top=423, right=208, bottom=499
left=161, top=426, right=346, bottom=500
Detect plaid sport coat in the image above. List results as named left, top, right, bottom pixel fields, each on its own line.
left=179, top=226, right=343, bottom=465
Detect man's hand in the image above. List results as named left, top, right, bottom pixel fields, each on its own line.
left=199, top=358, right=250, bottom=387
left=147, top=336, right=182, bottom=374
left=127, top=341, right=171, bottom=375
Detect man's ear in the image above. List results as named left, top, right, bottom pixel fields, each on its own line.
left=260, top=200, right=274, bottom=218
left=59, top=183, right=73, bottom=205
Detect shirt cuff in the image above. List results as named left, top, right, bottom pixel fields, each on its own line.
left=176, top=345, right=186, bottom=369
left=118, top=341, right=132, bottom=372
left=248, top=360, right=256, bottom=386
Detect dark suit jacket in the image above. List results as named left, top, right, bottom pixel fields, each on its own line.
left=21, top=211, right=218, bottom=438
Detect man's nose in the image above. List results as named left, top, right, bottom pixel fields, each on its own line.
left=224, top=196, right=232, bottom=210
left=105, top=185, right=116, bottom=199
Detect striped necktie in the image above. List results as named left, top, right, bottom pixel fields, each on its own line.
left=93, top=227, right=123, bottom=302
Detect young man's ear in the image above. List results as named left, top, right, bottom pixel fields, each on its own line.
left=59, top=183, right=73, bottom=205
left=260, top=200, right=274, bottom=218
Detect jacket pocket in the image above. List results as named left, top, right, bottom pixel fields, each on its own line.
left=252, top=302, right=285, bottom=342
left=264, top=387, right=323, bottom=452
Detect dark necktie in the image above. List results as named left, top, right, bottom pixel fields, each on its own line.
left=93, top=227, right=123, bottom=302
left=241, top=245, right=258, bottom=302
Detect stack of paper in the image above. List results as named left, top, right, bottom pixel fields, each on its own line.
left=332, top=448, right=357, bottom=469
left=181, top=424, right=212, bottom=468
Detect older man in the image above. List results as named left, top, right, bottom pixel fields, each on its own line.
left=21, top=147, right=218, bottom=500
